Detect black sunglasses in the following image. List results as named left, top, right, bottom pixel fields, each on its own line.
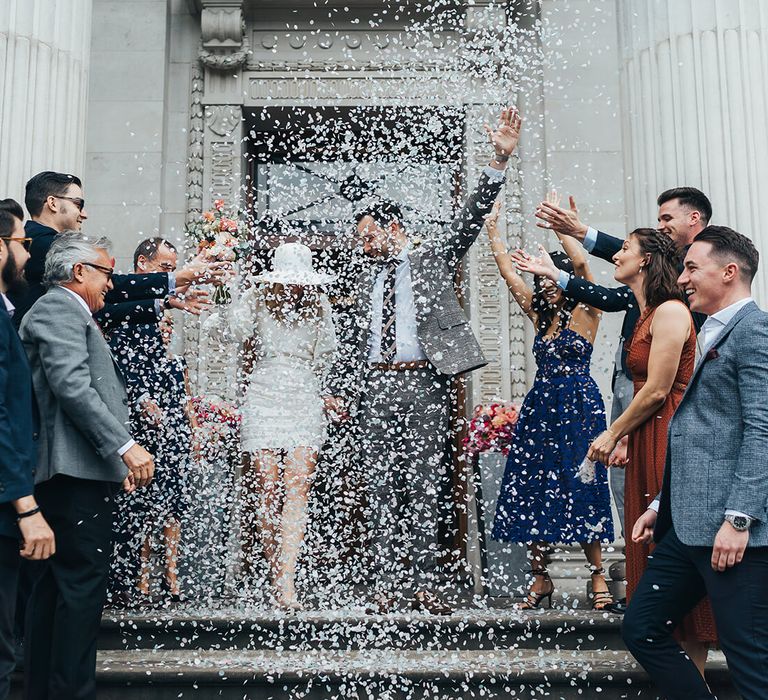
left=54, top=195, right=86, bottom=212
left=82, top=262, right=114, bottom=281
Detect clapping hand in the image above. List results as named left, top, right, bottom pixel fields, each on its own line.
left=484, top=107, right=522, bottom=157
left=536, top=195, right=588, bottom=240
left=511, top=244, right=560, bottom=281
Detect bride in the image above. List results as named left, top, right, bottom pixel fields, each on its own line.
left=230, top=242, right=337, bottom=609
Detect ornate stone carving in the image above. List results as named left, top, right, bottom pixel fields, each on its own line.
left=199, top=1, right=249, bottom=70
left=186, top=65, right=205, bottom=226
left=205, top=104, right=239, bottom=137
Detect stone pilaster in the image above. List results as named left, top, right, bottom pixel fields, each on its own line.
left=0, top=0, right=92, bottom=204
left=618, top=0, right=768, bottom=302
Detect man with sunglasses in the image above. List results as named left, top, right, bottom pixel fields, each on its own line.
left=0, top=199, right=55, bottom=700
left=10, top=171, right=226, bottom=329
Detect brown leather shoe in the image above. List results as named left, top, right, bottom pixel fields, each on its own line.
left=412, top=590, right=453, bottom=615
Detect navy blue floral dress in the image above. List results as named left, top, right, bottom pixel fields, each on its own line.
left=492, top=328, right=614, bottom=544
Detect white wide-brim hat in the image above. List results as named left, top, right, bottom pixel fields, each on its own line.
left=252, top=242, right=337, bottom=286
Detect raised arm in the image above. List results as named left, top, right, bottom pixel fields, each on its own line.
left=535, top=195, right=624, bottom=264
left=485, top=202, right=534, bottom=321
left=588, top=300, right=692, bottom=462
left=545, top=193, right=594, bottom=282
left=442, top=107, right=521, bottom=266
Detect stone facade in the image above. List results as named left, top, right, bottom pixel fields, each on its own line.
left=5, top=0, right=766, bottom=405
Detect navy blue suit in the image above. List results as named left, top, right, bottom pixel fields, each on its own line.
left=8, top=221, right=170, bottom=330
left=0, top=300, right=37, bottom=699
left=561, top=231, right=706, bottom=378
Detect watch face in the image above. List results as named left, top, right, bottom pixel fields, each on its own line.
left=733, top=516, right=749, bottom=529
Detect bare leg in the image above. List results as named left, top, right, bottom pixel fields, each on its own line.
left=275, top=446, right=317, bottom=609
left=137, top=534, right=152, bottom=597
left=681, top=641, right=709, bottom=678
left=163, top=518, right=182, bottom=596
left=242, top=450, right=283, bottom=589
left=518, top=542, right=554, bottom=609
left=581, top=540, right=613, bottom=609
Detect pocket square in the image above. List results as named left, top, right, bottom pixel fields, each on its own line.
left=705, top=348, right=720, bottom=362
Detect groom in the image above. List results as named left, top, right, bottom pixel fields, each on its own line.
left=326, top=107, right=521, bottom=614
left=623, top=226, right=768, bottom=699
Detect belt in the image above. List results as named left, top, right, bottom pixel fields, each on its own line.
left=368, top=360, right=431, bottom=371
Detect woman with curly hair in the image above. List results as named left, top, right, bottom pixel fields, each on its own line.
left=587, top=228, right=717, bottom=674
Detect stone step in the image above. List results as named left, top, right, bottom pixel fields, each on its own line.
left=100, top=609, right=626, bottom=652
left=10, top=649, right=735, bottom=700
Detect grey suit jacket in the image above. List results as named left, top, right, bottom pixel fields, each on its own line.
left=655, top=301, right=768, bottom=547
left=327, top=171, right=503, bottom=400
left=20, top=286, right=131, bottom=484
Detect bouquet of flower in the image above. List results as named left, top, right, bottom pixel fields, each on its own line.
left=185, top=199, right=249, bottom=303
left=463, top=402, right=520, bottom=456
left=191, top=395, right=241, bottom=462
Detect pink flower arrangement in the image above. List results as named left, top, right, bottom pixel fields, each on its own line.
left=463, top=402, right=520, bottom=456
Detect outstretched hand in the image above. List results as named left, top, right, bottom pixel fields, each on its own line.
left=536, top=195, right=588, bottom=240
left=485, top=201, right=503, bottom=231
left=167, top=288, right=211, bottom=315
left=511, top=244, right=560, bottom=281
left=484, top=107, right=522, bottom=157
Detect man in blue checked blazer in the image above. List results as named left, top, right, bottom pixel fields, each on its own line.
left=623, top=226, right=768, bottom=700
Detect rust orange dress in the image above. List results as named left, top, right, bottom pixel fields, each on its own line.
left=625, top=302, right=718, bottom=644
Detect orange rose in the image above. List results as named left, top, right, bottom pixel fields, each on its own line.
left=213, top=199, right=225, bottom=211
left=202, top=211, right=215, bottom=222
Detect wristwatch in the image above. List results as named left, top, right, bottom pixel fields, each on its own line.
left=724, top=514, right=753, bottom=531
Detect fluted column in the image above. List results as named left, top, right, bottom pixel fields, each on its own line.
left=0, top=0, right=92, bottom=204
left=618, top=0, right=768, bottom=302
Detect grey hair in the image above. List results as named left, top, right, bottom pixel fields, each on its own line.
left=43, top=231, right=113, bottom=287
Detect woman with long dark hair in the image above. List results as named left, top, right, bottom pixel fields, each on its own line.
left=587, top=228, right=716, bottom=674
left=487, top=198, right=614, bottom=610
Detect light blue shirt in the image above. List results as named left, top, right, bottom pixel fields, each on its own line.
left=555, top=226, right=600, bottom=291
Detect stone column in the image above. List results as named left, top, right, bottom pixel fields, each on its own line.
left=0, top=0, right=92, bottom=204
left=618, top=0, right=768, bottom=302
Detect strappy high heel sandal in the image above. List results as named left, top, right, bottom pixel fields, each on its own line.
left=517, top=568, right=555, bottom=610
left=588, top=565, right=614, bottom=611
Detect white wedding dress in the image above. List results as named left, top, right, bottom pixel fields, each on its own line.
left=229, top=285, right=337, bottom=452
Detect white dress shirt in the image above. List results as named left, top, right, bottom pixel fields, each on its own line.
left=1, top=293, right=15, bottom=317
left=60, top=286, right=135, bottom=457
left=649, top=296, right=755, bottom=521
left=367, top=245, right=427, bottom=363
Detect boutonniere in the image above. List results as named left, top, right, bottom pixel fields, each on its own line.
left=705, top=348, right=720, bottom=362
left=411, top=237, right=423, bottom=248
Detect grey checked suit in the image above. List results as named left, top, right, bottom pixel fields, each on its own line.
left=19, top=285, right=133, bottom=700
left=624, top=300, right=768, bottom=700
left=329, top=172, right=503, bottom=593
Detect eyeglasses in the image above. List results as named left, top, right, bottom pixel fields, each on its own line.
left=0, top=236, right=33, bottom=251
left=81, top=262, right=114, bottom=281
left=53, top=195, right=86, bottom=212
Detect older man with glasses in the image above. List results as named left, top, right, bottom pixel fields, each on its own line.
left=19, top=232, right=155, bottom=699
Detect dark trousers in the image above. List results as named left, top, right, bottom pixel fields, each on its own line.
left=623, top=526, right=768, bottom=700
left=24, top=475, right=117, bottom=700
left=0, top=536, right=21, bottom=700
left=357, top=368, right=451, bottom=594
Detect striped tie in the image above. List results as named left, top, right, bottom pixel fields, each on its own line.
left=380, top=259, right=398, bottom=362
